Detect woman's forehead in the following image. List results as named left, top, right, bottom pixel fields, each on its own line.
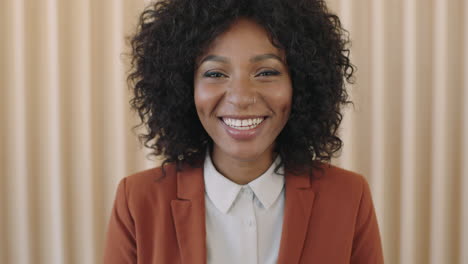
left=196, top=18, right=285, bottom=65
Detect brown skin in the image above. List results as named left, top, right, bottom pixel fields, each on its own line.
left=194, top=18, right=292, bottom=185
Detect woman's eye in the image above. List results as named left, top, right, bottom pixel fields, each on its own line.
left=256, top=70, right=280, bottom=77
left=203, top=71, right=226, bottom=78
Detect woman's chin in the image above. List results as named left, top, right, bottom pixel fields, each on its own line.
left=214, top=143, right=274, bottom=163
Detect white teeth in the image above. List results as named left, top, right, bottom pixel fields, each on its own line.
left=222, top=117, right=265, bottom=130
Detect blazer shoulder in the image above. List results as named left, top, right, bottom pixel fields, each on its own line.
left=119, top=163, right=179, bottom=204
left=317, top=162, right=366, bottom=183
left=125, top=162, right=177, bottom=185
left=313, top=163, right=370, bottom=201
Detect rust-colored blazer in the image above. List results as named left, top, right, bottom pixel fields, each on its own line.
left=104, top=162, right=384, bottom=264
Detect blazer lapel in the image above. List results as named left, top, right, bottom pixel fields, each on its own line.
left=171, top=164, right=206, bottom=264
left=277, top=171, right=316, bottom=264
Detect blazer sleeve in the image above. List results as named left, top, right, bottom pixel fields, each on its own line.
left=103, top=177, right=137, bottom=264
left=350, top=176, right=384, bottom=264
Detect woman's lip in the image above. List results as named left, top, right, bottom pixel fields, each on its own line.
left=218, top=115, right=267, bottom=119
left=219, top=117, right=267, bottom=141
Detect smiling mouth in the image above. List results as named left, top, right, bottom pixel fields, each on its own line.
left=220, top=116, right=266, bottom=130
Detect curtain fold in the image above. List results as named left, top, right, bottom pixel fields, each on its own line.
left=1, top=0, right=466, bottom=263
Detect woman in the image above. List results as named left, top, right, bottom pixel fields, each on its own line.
left=104, top=0, right=384, bottom=263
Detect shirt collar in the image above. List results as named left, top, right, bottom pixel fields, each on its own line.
left=203, top=151, right=284, bottom=214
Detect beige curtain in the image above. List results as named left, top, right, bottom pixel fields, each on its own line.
left=0, top=0, right=466, bottom=263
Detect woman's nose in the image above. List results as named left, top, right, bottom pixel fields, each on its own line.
left=225, top=77, right=256, bottom=108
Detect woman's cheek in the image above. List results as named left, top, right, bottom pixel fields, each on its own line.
left=194, top=82, right=223, bottom=115
left=264, top=82, right=292, bottom=113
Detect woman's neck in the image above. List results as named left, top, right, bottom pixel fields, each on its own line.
left=210, top=145, right=276, bottom=185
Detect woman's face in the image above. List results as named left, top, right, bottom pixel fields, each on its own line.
left=194, top=18, right=292, bottom=162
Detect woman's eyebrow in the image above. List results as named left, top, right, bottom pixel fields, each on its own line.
left=197, top=53, right=284, bottom=67
left=199, top=55, right=229, bottom=65
left=250, top=53, right=284, bottom=64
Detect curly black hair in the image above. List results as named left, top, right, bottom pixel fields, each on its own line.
left=128, top=0, right=354, bottom=175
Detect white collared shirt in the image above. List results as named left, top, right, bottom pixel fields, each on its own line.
left=204, top=153, right=285, bottom=264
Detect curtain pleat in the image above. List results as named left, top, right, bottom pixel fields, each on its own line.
left=1, top=0, right=467, bottom=263
left=462, top=2, right=468, bottom=263
left=368, top=0, right=388, bottom=260
left=32, top=0, right=65, bottom=264
left=4, top=0, right=32, bottom=263
left=400, top=0, right=418, bottom=263
left=430, top=0, right=464, bottom=263
left=59, top=0, right=94, bottom=263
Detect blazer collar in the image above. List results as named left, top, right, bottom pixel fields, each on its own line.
left=171, top=164, right=206, bottom=264
left=277, top=169, right=316, bottom=264
left=171, top=162, right=318, bottom=264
